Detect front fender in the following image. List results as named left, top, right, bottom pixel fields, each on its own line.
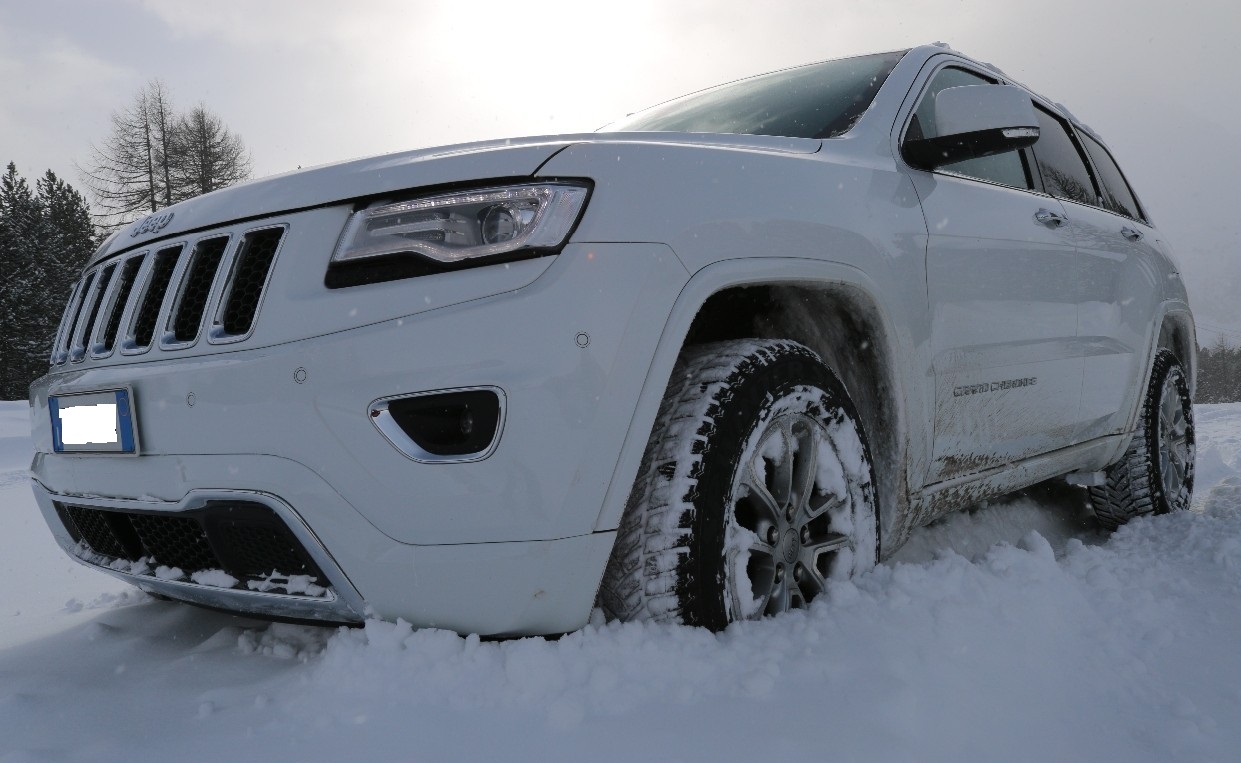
left=591, top=256, right=924, bottom=557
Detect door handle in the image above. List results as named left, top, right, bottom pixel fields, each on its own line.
left=1034, top=208, right=1067, bottom=227
left=1120, top=226, right=1143, bottom=242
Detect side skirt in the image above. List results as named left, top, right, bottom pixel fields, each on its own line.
left=895, top=434, right=1127, bottom=552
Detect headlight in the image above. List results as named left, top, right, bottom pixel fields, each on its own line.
left=327, top=181, right=590, bottom=287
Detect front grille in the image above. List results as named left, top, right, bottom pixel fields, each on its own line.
left=219, top=228, right=283, bottom=336
left=77, top=264, right=114, bottom=354
left=131, top=246, right=182, bottom=349
left=207, top=515, right=321, bottom=579
left=61, top=270, right=95, bottom=358
left=172, top=237, right=229, bottom=342
left=129, top=513, right=216, bottom=572
left=50, top=224, right=285, bottom=364
left=60, top=504, right=136, bottom=560
left=55, top=501, right=328, bottom=594
left=99, top=255, right=143, bottom=353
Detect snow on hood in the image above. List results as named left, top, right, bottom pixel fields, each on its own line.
left=95, top=132, right=820, bottom=264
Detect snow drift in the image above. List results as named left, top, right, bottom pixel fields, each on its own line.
left=2, top=400, right=1239, bottom=762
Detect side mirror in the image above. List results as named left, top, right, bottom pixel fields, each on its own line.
left=903, top=84, right=1040, bottom=171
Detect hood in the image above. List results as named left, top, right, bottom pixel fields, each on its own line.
left=96, top=131, right=821, bottom=265
left=96, top=136, right=576, bottom=263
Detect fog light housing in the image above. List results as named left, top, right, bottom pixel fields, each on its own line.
left=369, top=388, right=505, bottom=463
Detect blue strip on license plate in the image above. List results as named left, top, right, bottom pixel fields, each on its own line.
left=50, top=389, right=137, bottom=454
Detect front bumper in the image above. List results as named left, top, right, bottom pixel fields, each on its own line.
left=31, top=481, right=367, bottom=624
left=30, top=468, right=616, bottom=635
left=28, top=242, right=688, bottom=634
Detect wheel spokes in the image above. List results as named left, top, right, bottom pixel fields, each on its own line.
left=808, top=533, right=849, bottom=583
left=744, top=546, right=777, bottom=606
left=1160, top=382, right=1178, bottom=428
left=764, top=567, right=792, bottom=616
left=763, top=423, right=796, bottom=508
left=790, top=419, right=820, bottom=520
left=739, top=461, right=783, bottom=539
left=729, top=411, right=863, bottom=618
left=1156, top=374, right=1191, bottom=500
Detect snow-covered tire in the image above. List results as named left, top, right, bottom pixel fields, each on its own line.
left=1089, top=349, right=1194, bottom=529
left=598, top=339, right=878, bottom=631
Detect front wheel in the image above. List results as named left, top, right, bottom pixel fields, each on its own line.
left=598, top=339, right=878, bottom=631
left=1089, top=348, right=1195, bottom=529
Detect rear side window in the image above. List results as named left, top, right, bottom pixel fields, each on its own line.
left=1029, top=106, right=1098, bottom=205
left=1079, top=131, right=1143, bottom=221
left=905, top=66, right=1031, bottom=190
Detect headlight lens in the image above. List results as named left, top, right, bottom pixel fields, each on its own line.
left=331, top=182, right=589, bottom=268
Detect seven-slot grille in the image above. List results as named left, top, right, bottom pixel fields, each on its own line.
left=50, top=225, right=286, bottom=364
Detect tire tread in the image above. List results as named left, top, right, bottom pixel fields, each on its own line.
left=598, top=339, right=830, bottom=624
left=1089, top=349, right=1194, bottom=529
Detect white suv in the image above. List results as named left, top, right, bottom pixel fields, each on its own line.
left=28, top=44, right=1195, bottom=635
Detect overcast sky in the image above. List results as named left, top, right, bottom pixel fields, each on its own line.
left=2, top=0, right=1238, bottom=341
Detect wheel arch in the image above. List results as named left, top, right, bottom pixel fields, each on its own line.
left=1107, top=303, right=1197, bottom=465
left=592, top=257, right=913, bottom=557
left=1158, top=307, right=1197, bottom=398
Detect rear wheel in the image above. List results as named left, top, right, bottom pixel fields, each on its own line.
left=1089, top=349, right=1194, bottom=529
left=598, top=339, right=878, bottom=631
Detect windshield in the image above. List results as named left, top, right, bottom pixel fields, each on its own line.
left=609, top=51, right=906, bottom=139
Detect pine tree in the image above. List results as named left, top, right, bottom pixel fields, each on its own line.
left=1, top=163, right=47, bottom=397
left=37, top=170, right=97, bottom=321
left=0, top=163, right=96, bottom=399
left=1196, top=338, right=1241, bottom=404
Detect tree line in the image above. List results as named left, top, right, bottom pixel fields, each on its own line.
left=0, top=163, right=96, bottom=398
left=1, top=80, right=250, bottom=399
left=1196, top=339, right=1241, bottom=404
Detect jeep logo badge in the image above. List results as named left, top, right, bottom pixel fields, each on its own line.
left=130, top=210, right=175, bottom=238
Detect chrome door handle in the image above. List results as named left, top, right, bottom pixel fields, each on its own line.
left=1034, top=208, right=1067, bottom=227
left=1121, top=226, right=1143, bottom=242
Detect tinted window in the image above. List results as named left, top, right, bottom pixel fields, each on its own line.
left=1030, top=106, right=1098, bottom=205
left=1079, top=131, right=1143, bottom=220
left=612, top=51, right=905, bottom=139
left=906, top=66, right=1030, bottom=190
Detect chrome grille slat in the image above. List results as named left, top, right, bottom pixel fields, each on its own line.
left=75, top=263, right=115, bottom=360
left=63, top=270, right=97, bottom=363
left=50, top=280, right=85, bottom=364
left=94, top=254, right=145, bottom=357
left=127, top=245, right=183, bottom=351
left=213, top=226, right=285, bottom=341
left=168, top=236, right=230, bottom=345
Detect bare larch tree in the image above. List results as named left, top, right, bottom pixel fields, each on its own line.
left=171, top=105, right=252, bottom=201
left=79, top=81, right=251, bottom=229
left=78, top=80, right=177, bottom=227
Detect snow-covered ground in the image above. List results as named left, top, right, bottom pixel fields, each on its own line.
left=2, top=400, right=1239, bottom=762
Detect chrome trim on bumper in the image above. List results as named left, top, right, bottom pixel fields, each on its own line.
left=32, top=484, right=367, bottom=624
left=369, top=385, right=507, bottom=464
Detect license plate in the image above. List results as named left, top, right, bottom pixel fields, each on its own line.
left=50, top=389, right=138, bottom=454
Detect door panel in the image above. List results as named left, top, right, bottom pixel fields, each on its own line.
left=1069, top=203, right=1160, bottom=440
left=911, top=172, right=1082, bottom=483
left=1069, top=130, right=1163, bottom=440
